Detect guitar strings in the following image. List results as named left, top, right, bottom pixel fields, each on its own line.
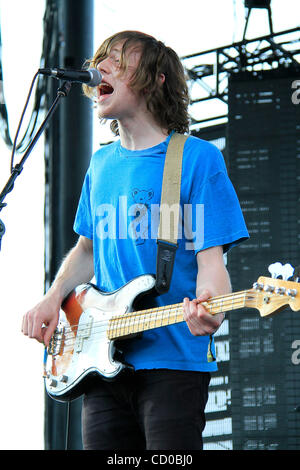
left=59, top=290, right=257, bottom=340
left=59, top=290, right=254, bottom=338
left=58, top=293, right=264, bottom=354
left=49, top=290, right=260, bottom=353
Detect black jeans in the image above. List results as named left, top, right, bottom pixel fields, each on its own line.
left=82, top=369, right=210, bottom=450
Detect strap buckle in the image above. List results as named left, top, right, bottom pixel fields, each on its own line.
left=155, top=239, right=178, bottom=295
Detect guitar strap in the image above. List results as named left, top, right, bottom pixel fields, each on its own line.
left=155, top=132, right=188, bottom=295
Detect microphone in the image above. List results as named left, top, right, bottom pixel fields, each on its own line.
left=38, top=67, right=102, bottom=87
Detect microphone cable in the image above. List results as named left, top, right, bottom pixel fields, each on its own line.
left=9, top=71, right=39, bottom=173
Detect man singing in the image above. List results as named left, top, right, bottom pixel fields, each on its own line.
left=22, top=30, right=248, bottom=450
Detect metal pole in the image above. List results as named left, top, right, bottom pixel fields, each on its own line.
left=44, top=0, right=94, bottom=450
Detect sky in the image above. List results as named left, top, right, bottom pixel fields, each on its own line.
left=0, top=0, right=299, bottom=450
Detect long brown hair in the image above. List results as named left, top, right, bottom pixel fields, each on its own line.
left=83, top=31, right=190, bottom=135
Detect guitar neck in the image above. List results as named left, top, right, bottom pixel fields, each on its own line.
left=107, top=289, right=254, bottom=340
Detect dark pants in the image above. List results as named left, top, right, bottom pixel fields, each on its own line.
left=82, top=369, right=210, bottom=450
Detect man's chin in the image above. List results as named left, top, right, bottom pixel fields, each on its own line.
left=97, top=107, right=115, bottom=121
left=97, top=111, right=108, bottom=121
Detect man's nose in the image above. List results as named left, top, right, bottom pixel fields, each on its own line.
left=97, top=57, right=111, bottom=74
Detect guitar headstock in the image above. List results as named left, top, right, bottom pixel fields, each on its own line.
left=245, top=262, right=300, bottom=317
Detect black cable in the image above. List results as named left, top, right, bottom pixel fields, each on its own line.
left=0, top=0, right=58, bottom=154
left=65, top=401, right=71, bottom=450
left=9, top=72, right=39, bottom=172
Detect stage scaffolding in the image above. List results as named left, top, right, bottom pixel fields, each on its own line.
left=182, top=27, right=300, bottom=129
left=1, top=0, right=299, bottom=450
left=186, top=27, right=300, bottom=450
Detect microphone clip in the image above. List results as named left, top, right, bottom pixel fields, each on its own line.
left=57, top=81, right=72, bottom=97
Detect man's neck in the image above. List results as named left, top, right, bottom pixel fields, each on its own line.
left=118, top=116, right=168, bottom=151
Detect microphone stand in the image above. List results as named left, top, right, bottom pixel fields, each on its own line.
left=0, top=80, right=72, bottom=251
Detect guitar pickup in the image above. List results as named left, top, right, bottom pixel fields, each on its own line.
left=74, top=314, right=94, bottom=353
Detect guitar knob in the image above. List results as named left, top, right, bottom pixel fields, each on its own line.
left=49, top=379, right=58, bottom=388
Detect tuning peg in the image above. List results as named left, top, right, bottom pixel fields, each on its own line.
left=287, top=288, right=297, bottom=297
left=253, top=282, right=264, bottom=290
left=275, top=286, right=286, bottom=295
left=268, top=262, right=295, bottom=280
left=268, top=262, right=283, bottom=279
left=282, top=263, right=295, bottom=281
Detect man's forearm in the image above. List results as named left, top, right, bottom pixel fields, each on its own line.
left=196, top=262, right=232, bottom=299
left=47, top=236, right=94, bottom=303
left=183, top=246, right=232, bottom=336
left=22, top=236, right=95, bottom=345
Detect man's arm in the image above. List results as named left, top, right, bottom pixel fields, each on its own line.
left=183, top=245, right=231, bottom=336
left=22, top=235, right=94, bottom=346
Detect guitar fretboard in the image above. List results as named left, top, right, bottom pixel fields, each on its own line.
left=107, top=289, right=255, bottom=340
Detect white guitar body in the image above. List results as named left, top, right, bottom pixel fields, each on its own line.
left=44, top=264, right=300, bottom=402
left=44, top=274, right=156, bottom=401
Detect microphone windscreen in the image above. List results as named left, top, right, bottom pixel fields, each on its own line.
left=88, top=68, right=102, bottom=87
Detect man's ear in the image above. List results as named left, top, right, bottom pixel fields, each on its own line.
left=143, top=73, right=165, bottom=94
left=159, top=73, right=166, bottom=85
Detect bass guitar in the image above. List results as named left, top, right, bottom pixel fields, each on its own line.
left=44, top=262, right=300, bottom=402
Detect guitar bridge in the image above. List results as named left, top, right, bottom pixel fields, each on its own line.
left=48, top=324, right=65, bottom=356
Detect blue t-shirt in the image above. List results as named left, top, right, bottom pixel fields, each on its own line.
left=73, top=134, right=249, bottom=372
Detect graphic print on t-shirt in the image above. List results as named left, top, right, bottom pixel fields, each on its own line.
left=129, top=188, right=154, bottom=245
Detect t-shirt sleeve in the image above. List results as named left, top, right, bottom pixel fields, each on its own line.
left=73, top=168, right=93, bottom=240
left=191, top=170, right=249, bottom=253
left=185, top=142, right=249, bottom=254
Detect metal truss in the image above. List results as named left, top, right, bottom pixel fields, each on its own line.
left=181, top=27, right=300, bottom=127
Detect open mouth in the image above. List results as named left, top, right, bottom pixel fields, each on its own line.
left=99, top=81, right=114, bottom=97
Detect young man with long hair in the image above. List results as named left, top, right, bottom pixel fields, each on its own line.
left=22, top=31, right=248, bottom=450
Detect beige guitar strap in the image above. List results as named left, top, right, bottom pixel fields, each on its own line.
left=155, top=132, right=188, bottom=294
